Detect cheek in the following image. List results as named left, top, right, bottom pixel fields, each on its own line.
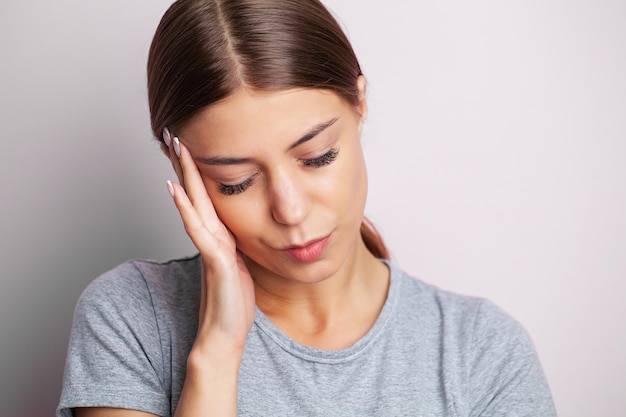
left=203, top=180, right=261, bottom=239
left=217, top=201, right=258, bottom=236
left=337, top=142, right=368, bottom=208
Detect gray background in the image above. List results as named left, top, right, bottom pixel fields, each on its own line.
left=1, top=0, right=625, bottom=416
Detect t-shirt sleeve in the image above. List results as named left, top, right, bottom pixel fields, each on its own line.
left=468, top=300, right=557, bottom=417
left=57, top=262, right=170, bottom=417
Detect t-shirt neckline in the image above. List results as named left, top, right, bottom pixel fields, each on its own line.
left=252, top=259, right=400, bottom=364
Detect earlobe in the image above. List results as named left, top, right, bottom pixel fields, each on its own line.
left=356, top=75, right=368, bottom=123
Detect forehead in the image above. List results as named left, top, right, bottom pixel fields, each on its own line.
left=179, top=88, right=352, bottom=149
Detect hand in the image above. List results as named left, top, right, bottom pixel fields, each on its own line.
left=163, top=135, right=255, bottom=352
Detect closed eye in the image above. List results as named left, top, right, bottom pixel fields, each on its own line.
left=217, top=149, right=339, bottom=196
left=218, top=175, right=256, bottom=195
left=301, top=148, right=339, bottom=168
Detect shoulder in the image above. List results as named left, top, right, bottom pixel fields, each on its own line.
left=59, top=256, right=201, bottom=417
left=387, top=263, right=555, bottom=415
left=389, top=263, right=488, bottom=329
left=78, top=255, right=201, bottom=308
left=74, top=255, right=201, bottom=334
left=390, top=262, right=530, bottom=345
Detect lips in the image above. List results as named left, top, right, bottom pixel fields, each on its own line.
left=282, top=233, right=332, bottom=263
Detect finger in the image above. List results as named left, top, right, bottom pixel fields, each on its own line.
left=161, top=127, right=184, bottom=188
left=168, top=180, right=222, bottom=258
left=175, top=138, right=223, bottom=233
left=169, top=140, right=185, bottom=190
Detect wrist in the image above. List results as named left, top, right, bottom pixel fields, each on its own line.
left=187, top=335, right=244, bottom=375
left=176, top=337, right=242, bottom=417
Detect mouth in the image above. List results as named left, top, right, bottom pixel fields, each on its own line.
left=281, top=233, right=333, bottom=263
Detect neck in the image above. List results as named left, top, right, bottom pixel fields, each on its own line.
left=248, top=238, right=389, bottom=349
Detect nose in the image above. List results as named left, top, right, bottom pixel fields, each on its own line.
left=269, top=168, right=311, bottom=226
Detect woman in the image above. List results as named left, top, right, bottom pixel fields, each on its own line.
left=57, top=0, right=556, bottom=416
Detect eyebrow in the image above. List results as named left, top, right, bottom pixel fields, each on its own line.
left=195, top=117, right=339, bottom=166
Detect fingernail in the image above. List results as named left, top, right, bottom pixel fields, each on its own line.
left=162, top=127, right=172, bottom=147
left=166, top=180, right=175, bottom=198
left=173, top=136, right=181, bottom=157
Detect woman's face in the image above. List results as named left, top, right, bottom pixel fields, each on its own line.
left=177, top=84, right=369, bottom=283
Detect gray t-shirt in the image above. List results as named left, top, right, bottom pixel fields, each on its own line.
left=57, top=255, right=556, bottom=416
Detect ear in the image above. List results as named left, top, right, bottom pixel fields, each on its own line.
left=356, top=75, right=368, bottom=126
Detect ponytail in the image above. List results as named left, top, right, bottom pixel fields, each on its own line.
left=360, top=217, right=390, bottom=260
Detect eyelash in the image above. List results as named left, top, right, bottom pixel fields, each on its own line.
left=217, top=148, right=340, bottom=196
left=300, top=148, right=339, bottom=168
left=219, top=176, right=255, bottom=196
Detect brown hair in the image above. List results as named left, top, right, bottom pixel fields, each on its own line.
left=147, top=0, right=389, bottom=260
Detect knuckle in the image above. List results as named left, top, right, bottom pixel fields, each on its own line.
left=184, top=220, right=205, bottom=236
